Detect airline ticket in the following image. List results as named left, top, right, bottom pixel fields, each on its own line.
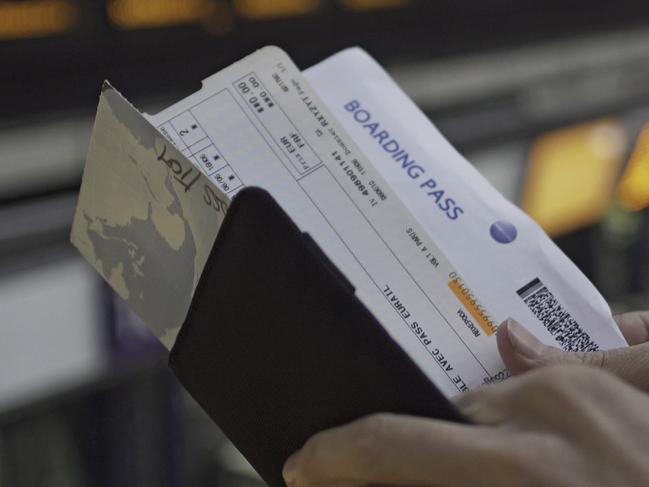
left=72, top=46, right=626, bottom=398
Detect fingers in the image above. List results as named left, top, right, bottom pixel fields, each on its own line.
left=614, top=311, right=649, bottom=345
left=284, top=367, right=649, bottom=487
left=452, top=380, right=517, bottom=425
left=497, top=318, right=649, bottom=392
left=282, top=413, right=531, bottom=487
left=496, top=319, right=547, bottom=375
left=453, top=366, right=576, bottom=425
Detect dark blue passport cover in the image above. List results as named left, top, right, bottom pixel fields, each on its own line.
left=169, top=187, right=465, bottom=487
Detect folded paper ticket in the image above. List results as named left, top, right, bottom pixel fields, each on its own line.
left=71, top=46, right=626, bottom=397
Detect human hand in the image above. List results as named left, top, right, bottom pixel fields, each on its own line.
left=497, top=311, right=649, bottom=392
left=282, top=366, right=649, bottom=487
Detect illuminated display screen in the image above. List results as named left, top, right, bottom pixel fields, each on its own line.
left=105, top=0, right=414, bottom=31
left=521, top=119, right=629, bottom=237
left=339, top=0, right=411, bottom=11
left=0, top=0, right=415, bottom=40
left=0, top=0, right=77, bottom=40
left=106, top=0, right=413, bottom=31
left=108, top=0, right=208, bottom=29
left=618, top=123, right=649, bottom=211
left=233, top=0, right=322, bottom=20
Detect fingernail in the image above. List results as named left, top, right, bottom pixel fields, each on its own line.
left=282, top=450, right=300, bottom=486
left=506, top=318, right=545, bottom=359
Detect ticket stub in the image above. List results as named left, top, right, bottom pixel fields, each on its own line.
left=71, top=82, right=228, bottom=349
left=72, top=46, right=626, bottom=397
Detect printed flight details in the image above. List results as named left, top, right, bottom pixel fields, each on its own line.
left=145, top=46, right=498, bottom=397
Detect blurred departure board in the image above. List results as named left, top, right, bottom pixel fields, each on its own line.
left=0, top=0, right=417, bottom=40
left=3, top=0, right=649, bottom=121
left=107, top=0, right=209, bottom=29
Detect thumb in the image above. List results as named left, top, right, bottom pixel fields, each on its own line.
left=497, top=318, right=649, bottom=393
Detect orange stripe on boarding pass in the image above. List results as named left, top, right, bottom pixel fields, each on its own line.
left=448, top=278, right=497, bottom=336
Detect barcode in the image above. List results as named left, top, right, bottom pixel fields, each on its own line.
left=517, top=278, right=599, bottom=352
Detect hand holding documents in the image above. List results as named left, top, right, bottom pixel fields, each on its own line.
left=70, top=45, right=627, bottom=485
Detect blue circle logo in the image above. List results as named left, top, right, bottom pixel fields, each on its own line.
left=490, top=221, right=517, bottom=244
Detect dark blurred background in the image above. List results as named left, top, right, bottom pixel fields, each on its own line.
left=1, top=1, right=648, bottom=486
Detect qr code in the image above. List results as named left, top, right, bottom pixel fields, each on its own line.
left=517, top=278, right=599, bottom=352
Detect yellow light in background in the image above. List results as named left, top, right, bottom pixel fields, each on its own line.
left=233, top=0, right=322, bottom=20
left=618, top=123, right=649, bottom=211
left=108, top=0, right=209, bottom=29
left=521, top=119, right=628, bottom=237
left=339, top=0, right=411, bottom=12
left=0, top=0, right=77, bottom=40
